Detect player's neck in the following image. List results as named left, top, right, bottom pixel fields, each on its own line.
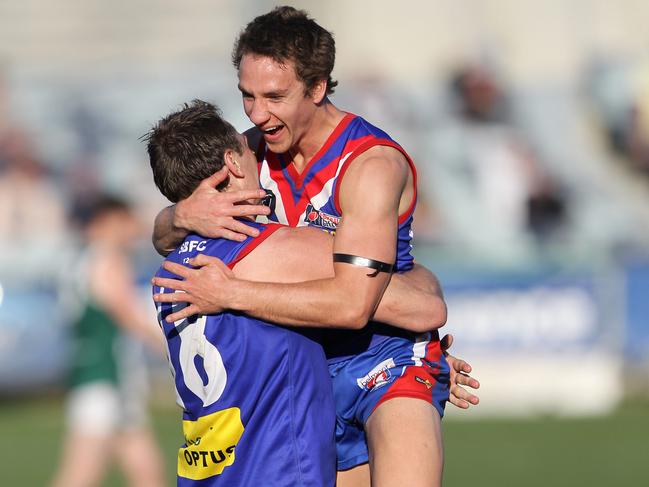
left=290, top=101, right=346, bottom=173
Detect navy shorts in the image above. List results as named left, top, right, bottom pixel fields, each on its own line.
left=329, top=333, right=450, bottom=471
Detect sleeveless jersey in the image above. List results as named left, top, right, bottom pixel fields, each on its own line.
left=258, top=113, right=416, bottom=272
left=65, top=246, right=122, bottom=388
left=69, top=303, right=121, bottom=387
left=257, top=113, right=422, bottom=360
left=153, top=221, right=336, bottom=486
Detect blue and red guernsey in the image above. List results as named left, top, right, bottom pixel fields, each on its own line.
left=258, top=113, right=417, bottom=273
left=154, top=222, right=336, bottom=486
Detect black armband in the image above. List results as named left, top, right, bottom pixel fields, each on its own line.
left=333, top=253, right=394, bottom=277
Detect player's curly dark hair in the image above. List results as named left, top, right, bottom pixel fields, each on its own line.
left=232, top=6, right=338, bottom=96
left=144, top=100, right=243, bottom=203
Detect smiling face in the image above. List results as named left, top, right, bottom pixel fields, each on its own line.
left=238, top=54, right=325, bottom=155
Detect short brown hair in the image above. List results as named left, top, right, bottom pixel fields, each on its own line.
left=144, top=100, right=242, bottom=203
left=232, top=6, right=338, bottom=96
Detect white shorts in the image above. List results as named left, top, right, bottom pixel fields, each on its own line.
left=66, top=339, right=149, bottom=436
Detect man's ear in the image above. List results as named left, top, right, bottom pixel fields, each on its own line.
left=224, top=149, right=244, bottom=178
left=310, top=78, right=328, bottom=104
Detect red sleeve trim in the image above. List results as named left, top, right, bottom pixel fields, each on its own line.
left=227, top=223, right=285, bottom=269
left=333, top=139, right=418, bottom=224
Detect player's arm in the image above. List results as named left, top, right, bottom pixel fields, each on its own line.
left=154, top=146, right=413, bottom=329
left=90, top=249, right=165, bottom=354
left=152, top=168, right=270, bottom=256
left=157, top=224, right=445, bottom=331
left=235, top=227, right=445, bottom=331
left=372, top=264, right=447, bottom=331
left=228, top=149, right=399, bottom=328
left=153, top=204, right=191, bottom=256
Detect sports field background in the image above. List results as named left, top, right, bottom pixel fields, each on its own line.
left=1, top=396, right=647, bottom=486
left=2, top=1, right=649, bottom=486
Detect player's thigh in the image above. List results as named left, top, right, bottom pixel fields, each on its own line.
left=366, top=397, right=443, bottom=487
left=336, top=463, right=370, bottom=487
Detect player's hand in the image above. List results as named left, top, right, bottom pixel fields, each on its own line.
left=152, top=254, right=235, bottom=321
left=441, top=333, right=480, bottom=409
left=174, top=168, right=271, bottom=242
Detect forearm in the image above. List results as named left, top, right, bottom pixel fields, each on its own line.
left=227, top=274, right=388, bottom=329
left=153, top=205, right=188, bottom=256
left=402, top=264, right=444, bottom=298
left=374, top=265, right=447, bottom=332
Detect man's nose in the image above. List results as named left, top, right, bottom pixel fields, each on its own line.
left=248, top=99, right=270, bottom=126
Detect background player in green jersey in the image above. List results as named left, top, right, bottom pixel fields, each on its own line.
left=50, top=196, right=166, bottom=487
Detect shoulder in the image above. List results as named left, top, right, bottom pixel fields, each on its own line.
left=205, top=221, right=281, bottom=268
left=345, top=144, right=410, bottom=185
left=264, top=225, right=326, bottom=249
left=354, top=144, right=409, bottom=166
left=337, top=144, right=410, bottom=214
left=232, top=225, right=333, bottom=283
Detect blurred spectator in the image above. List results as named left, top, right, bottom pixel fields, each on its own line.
left=0, top=71, right=69, bottom=282
left=624, top=99, right=649, bottom=177
left=50, top=195, right=166, bottom=487
left=343, top=72, right=421, bottom=131
left=0, top=144, right=66, bottom=242
left=587, top=59, right=649, bottom=179
left=423, top=64, right=567, bottom=262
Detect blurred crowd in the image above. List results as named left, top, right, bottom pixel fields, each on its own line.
left=0, top=52, right=649, bottom=393
left=0, top=4, right=646, bottom=485
left=1, top=58, right=649, bottom=283
left=345, top=60, right=649, bottom=268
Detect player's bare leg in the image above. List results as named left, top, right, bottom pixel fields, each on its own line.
left=50, top=434, right=112, bottom=487
left=113, top=428, right=166, bottom=487
left=337, top=463, right=371, bottom=487
left=365, top=397, right=443, bottom=487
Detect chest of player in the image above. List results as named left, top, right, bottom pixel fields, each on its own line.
left=258, top=155, right=347, bottom=230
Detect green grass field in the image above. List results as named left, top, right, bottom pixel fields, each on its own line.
left=1, top=397, right=647, bottom=486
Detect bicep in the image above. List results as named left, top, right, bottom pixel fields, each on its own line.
left=324, top=151, right=409, bottom=302
left=334, top=150, right=409, bottom=262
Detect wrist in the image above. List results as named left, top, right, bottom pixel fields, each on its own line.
left=172, top=201, right=190, bottom=231
left=225, top=279, right=249, bottom=312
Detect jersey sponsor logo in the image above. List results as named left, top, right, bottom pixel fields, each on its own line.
left=178, top=407, right=245, bottom=480
left=303, top=204, right=341, bottom=230
left=179, top=240, right=207, bottom=254
left=357, top=358, right=395, bottom=391
left=414, top=375, right=434, bottom=389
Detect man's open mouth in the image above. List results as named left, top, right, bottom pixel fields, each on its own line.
left=262, top=125, right=284, bottom=137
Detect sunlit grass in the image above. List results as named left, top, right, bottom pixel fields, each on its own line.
left=1, top=397, right=647, bottom=486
